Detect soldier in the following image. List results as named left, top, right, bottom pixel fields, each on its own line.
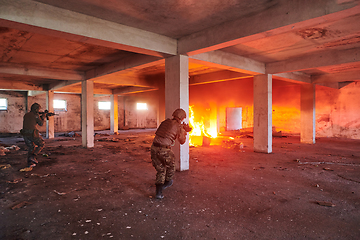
left=151, top=108, right=191, bottom=199
left=20, top=103, right=45, bottom=167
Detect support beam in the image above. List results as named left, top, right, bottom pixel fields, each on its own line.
left=157, top=81, right=165, bottom=126
left=312, top=70, right=360, bottom=83
left=165, top=55, right=189, bottom=171
left=112, top=86, right=156, bottom=95
left=81, top=81, right=94, bottom=148
left=190, top=70, right=250, bottom=85
left=110, top=94, right=118, bottom=135
left=179, top=1, right=359, bottom=55
left=253, top=74, right=272, bottom=153
left=190, top=50, right=265, bottom=75
left=49, top=80, right=81, bottom=91
left=267, top=48, right=360, bottom=74
left=0, top=0, right=177, bottom=57
left=300, top=84, right=316, bottom=144
left=46, top=90, right=54, bottom=139
left=0, top=63, right=84, bottom=81
left=0, top=80, right=44, bottom=91
left=273, top=72, right=311, bottom=84
left=86, top=55, right=163, bottom=80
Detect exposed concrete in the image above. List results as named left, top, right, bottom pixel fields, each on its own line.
left=165, top=55, right=190, bottom=171
left=81, top=81, right=94, bottom=148
left=253, top=74, right=272, bottom=153
left=110, top=94, right=118, bottom=134
left=45, top=90, right=54, bottom=139
left=301, top=84, right=316, bottom=144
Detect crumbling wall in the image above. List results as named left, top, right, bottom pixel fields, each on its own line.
left=316, top=82, right=360, bottom=139
left=122, top=92, right=158, bottom=129
left=0, top=91, right=27, bottom=133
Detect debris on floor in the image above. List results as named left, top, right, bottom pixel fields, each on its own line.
left=19, top=167, right=33, bottom=172
left=0, top=163, right=11, bottom=170
left=6, top=178, right=22, bottom=184
left=11, top=201, right=32, bottom=210
left=315, top=201, right=336, bottom=207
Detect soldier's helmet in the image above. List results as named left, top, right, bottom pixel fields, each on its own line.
left=30, top=103, right=41, bottom=113
left=172, top=108, right=186, bottom=121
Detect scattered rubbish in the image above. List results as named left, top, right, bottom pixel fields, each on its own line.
left=126, top=226, right=131, bottom=229
left=296, top=160, right=360, bottom=167
left=11, top=201, right=31, bottom=210
left=85, top=220, right=91, bottom=223
left=20, top=167, right=33, bottom=172
left=97, top=138, right=119, bottom=142
left=253, top=167, right=265, bottom=170
left=5, top=145, right=20, bottom=151
left=85, top=231, right=89, bottom=234
left=323, top=167, right=333, bottom=171
left=43, top=153, right=49, bottom=157
left=315, top=201, right=335, bottom=207
left=0, top=164, right=11, bottom=170
left=54, top=190, right=66, bottom=195
left=6, top=178, right=22, bottom=184
left=72, top=233, right=77, bottom=236
left=0, top=146, right=10, bottom=156
left=31, top=173, right=55, bottom=178
left=60, top=131, right=81, bottom=137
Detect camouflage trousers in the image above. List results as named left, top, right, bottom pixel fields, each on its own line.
left=151, top=144, right=175, bottom=185
left=23, top=135, right=45, bottom=160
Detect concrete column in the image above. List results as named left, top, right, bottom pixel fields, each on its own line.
left=165, top=55, right=189, bottom=171
left=253, top=74, right=272, bottom=153
left=157, top=80, right=165, bottom=126
left=110, top=94, right=119, bottom=134
left=300, top=84, right=316, bottom=144
left=46, top=90, right=54, bottom=139
left=81, top=81, right=94, bottom=148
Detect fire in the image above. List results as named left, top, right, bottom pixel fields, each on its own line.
left=188, top=105, right=218, bottom=146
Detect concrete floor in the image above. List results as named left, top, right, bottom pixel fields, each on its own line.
left=0, top=130, right=359, bottom=239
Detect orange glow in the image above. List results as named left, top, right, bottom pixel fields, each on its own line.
left=189, top=105, right=218, bottom=146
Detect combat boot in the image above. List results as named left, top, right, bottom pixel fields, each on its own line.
left=155, top=184, right=164, bottom=199
left=163, top=180, right=173, bottom=189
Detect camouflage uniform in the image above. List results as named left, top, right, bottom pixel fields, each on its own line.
left=151, top=109, right=188, bottom=199
left=20, top=103, right=45, bottom=167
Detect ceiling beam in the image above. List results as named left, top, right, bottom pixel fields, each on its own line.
left=267, top=47, right=360, bottom=74
left=190, top=50, right=265, bottom=75
left=190, top=70, right=250, bottom=85
left=178, top=0, right=360, bottom=55
left=112, top=86, right=157, bottom=95
left=0, top=0, right=177, bottom=57
left=86, top=55, right=163, bottom=80
left=273, top=72, right=311, bottom=84
left=0, top=79, right=44, bottom=91
left=312, top=70, right=360, bottom=83
left=0, top=63, right=84, bottom=81
left=48, top=80, right=81, bottom=91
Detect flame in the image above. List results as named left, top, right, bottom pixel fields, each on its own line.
left=189, top=105, right=218, bottom=146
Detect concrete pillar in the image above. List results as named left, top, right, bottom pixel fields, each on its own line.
left=110, top=94, right=119, bottom=134
left=46, top=90, right=54, bottom=139
left=81, top=81, right=94, bottom=148
left=253, top=74, right=272, bottom=153
left=157, top=80, right=165, bottom=126
left=300, top=84, right=316, bottom=144
left=165, top=55, right=189, bottom=171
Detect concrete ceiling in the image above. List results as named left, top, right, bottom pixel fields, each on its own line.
left=0, top=0, right=360, bottom=95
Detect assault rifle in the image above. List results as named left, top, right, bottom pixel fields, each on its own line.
left=39, top=110, right=57, bottom=120
left=181, top=122, right=192, bottom=132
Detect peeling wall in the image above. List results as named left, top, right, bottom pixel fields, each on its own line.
left=0, top=90, right=158, bottom=134
left=190, top=79, right=360, bottom=139
left=0, top=91, right=27, bottom=133
left=1, top=81, right=359, bottom=139
left=316, top=82, right=360, bottom=139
